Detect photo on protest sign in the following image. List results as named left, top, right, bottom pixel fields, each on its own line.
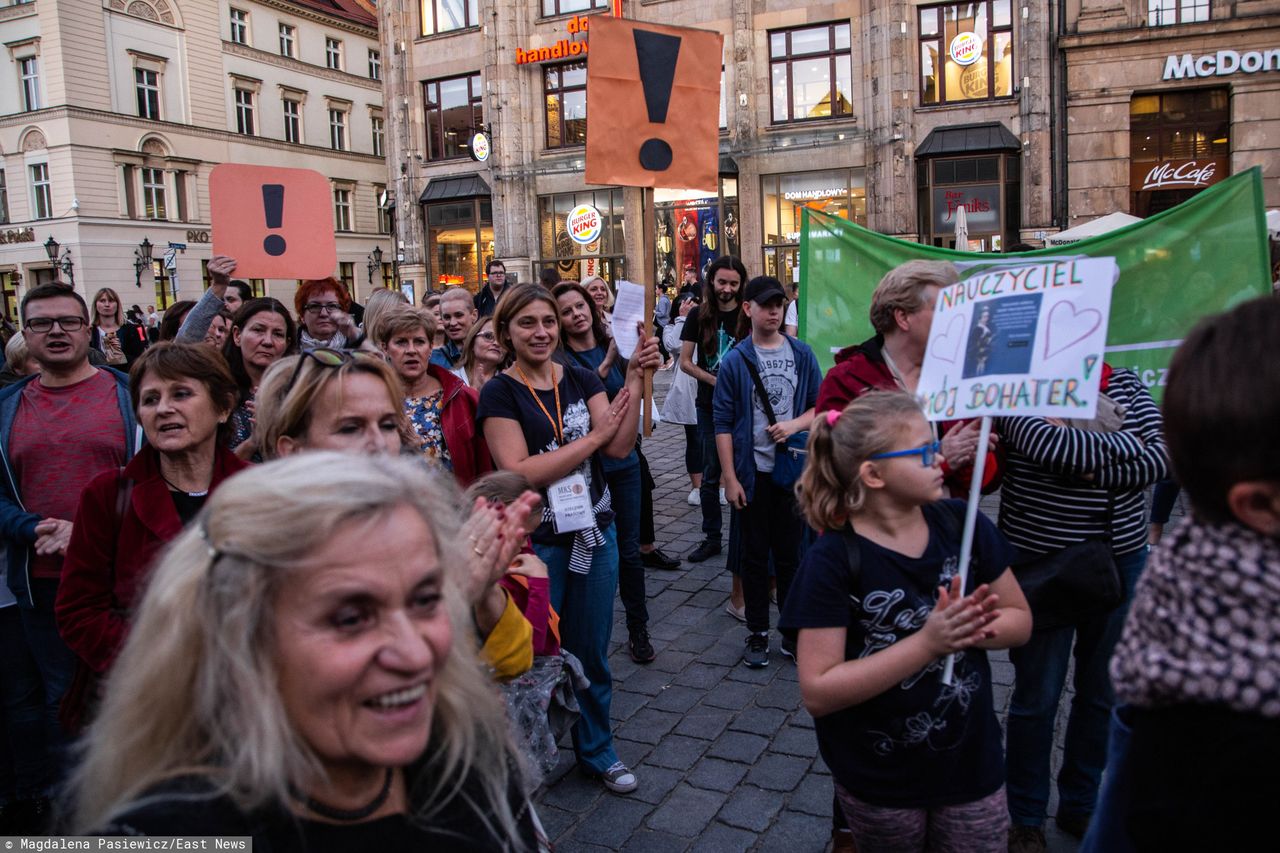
left=917, top=258, right=1118, bottom=421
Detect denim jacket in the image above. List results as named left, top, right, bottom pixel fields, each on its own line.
left=712, top=335, right=821, bottom=503
left=0, top=370, right=140, bottom=609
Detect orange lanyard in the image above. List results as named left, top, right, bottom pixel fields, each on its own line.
left=515, top=364, right=563, bottom=444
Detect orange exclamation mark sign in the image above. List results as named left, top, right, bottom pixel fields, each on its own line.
left=634, top=29, right=681, bottom=172
left=262, top=184, right=286, bottom=256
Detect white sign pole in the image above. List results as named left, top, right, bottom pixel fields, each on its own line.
left=940, top=414, right=992, bottom=686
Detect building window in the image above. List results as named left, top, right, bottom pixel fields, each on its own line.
left=544, top=62, right=586, bottom=149
left=371, top=116, right=385, bottom=157
left=1147, top=0, right=1209, bottom=26
left=762, top=169, right=866, bottom=281
left=375, top=185, right=392, bottom=234
left=768, top=22, right=853, bottom=124
left=229, top=8, right=248, bottom=45
left=283, top=98, right=301, bottom=143
left=135, top=68, right=160, bottom=119
left=919, top=1, right=1014, bottom=105
left=916, top=154, right=1020, bottom=250
left=420, top=0, right=479, bottom=37
left=18, top=57, right=39, bottom=111
left=325, top=37, right=343, bottom=70
left=142, top=168, right=166, bottom=220
left=329, top=109, right=348, bottom=150
left=235, top=89, right=255, bottom=135
left=368, top=49, right=381, bottom=80
left=424, top=73, right=482, bottom=161
left=541, top=0, right=608, bottom=15
left=279, top=24, right=296, bottom=57
left=0, top=170, right=9, bottom=225
left=29, top=163, right=51, bottom=220
left=1129, top=88, right=1228, bottom=216
left=536, top=189, right=622, bottom=287
left=719, top=67, right=728, bottom=130
left=653, top=177, right=740, bottom=287
left=426, top=196, right=494, bottom=291
left=334, top=188, right=352, bottom=232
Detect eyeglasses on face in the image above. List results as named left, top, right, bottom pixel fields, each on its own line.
left=303, top=302, right=343, bottom=315
left=475, top=331, right=497, bottom=342
left=284, top=347, right=385, bottom=396
left=869, top=440, right=942, bottom=468
left=25, top=316, right=87, bottom=334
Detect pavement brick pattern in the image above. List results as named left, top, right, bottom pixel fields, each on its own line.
left=536, top=372, right=1087, bottom=852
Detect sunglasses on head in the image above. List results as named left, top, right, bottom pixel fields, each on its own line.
left=284, top=347, right=386, bottom=396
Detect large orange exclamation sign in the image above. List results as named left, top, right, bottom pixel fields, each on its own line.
left=633, top=30, right=681, bottom=172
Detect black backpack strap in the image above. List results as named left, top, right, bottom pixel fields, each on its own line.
left=743, top=356, right=778, bottom=427
left=839, top=527, right=861, bottom=589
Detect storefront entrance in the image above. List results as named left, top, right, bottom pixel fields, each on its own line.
left=761, top=168, right=867, bottom=285
left=1129, top=88, right=1228, bottom=218
left=536, top=188, right=626, bottom=285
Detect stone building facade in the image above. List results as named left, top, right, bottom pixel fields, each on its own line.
left=1060, top=0, right=1280, bottom=226
left=379, top=0, right=1057, bottom=294
left=0, top=0, right=392, bottom=319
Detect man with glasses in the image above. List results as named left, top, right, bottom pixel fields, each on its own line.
left=0, top=283, right=139, bottom=793
left=473, top=260, right=508, bottom=318
left=430, top=286, right=477, bottom=375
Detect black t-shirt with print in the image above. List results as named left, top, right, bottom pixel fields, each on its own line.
left=679, top=304, right=741, bottom=409
left=476, top=364, right=614, bottom=546
left=779, top=500, right=1015, bottom=808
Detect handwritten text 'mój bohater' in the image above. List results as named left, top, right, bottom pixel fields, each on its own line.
left=939, top=261, right=1086, bottom=312
left=923, top=374, right=1087, bottom=420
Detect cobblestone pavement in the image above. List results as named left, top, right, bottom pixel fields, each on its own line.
left=535, top=372, right=1084, bottom=853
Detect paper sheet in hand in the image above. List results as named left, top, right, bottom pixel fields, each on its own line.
left=917, top=258, right=1118, bottom=420
left=611, top=280, right=646, bottom=359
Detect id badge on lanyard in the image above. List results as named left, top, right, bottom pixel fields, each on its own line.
left=547, top=472, right=593, bottom=533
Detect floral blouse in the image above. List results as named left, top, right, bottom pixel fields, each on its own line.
left=405, top=391, right=452, bottom=472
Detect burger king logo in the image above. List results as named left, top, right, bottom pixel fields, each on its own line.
left=566, top=204, right=602, bottom=245
left=949, top=32, right=982, bottom=67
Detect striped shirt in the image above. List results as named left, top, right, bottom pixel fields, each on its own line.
left=996, top=368, right=1168, bottom=557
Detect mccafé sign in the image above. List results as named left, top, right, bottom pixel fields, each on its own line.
left=1163, top=48, right=1280, bottom=80
left=515, top=15, right=590, bottom=65
left=1131, top=158, right=1226, bottom=193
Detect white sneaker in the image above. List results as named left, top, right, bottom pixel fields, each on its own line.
left=687, top=488, right=699, bottom=506
left=599, top=761, right=638, bottom=794
left=719, top=489, right=727, bottom=506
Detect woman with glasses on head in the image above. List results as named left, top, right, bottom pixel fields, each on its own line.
left=294, top=279, right=359, bottom=350
left=477, top=283, right=662, bottom=795
left=461, top=317, right=505, bottom=391
left=376, top=306, right=492, bottom=487
left=221, top=298, right=297, bottom=458
left=55, top=343, right=248, bottom=733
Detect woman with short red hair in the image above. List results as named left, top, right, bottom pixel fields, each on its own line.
left=293, top=278, right=356, bottom=350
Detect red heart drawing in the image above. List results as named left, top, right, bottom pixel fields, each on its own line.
left=929, top=314, right=967, bottom=364
left=1044, top=301, right=1103, bottom=359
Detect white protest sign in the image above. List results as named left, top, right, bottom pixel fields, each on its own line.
left=918, top=258, right=1118, bottom=422
left=610, top=280, right=646, bottom=359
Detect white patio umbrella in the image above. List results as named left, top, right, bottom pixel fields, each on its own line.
left=953, top=204, right=970, bottom=252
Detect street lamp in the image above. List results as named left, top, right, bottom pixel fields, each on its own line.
left=367, top=245, right=383, bottom=287
left=133, top=238, right=154, bottom=289
left=43, top=236, right=75, bottom=285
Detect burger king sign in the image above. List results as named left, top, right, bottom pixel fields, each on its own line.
left=949, top=31, right=982, bottom=66
left=567, top=204, right=602, bottom=246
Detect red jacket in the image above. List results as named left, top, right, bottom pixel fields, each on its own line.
left=56, top=443, right=248, bottom=677
left=815, top=334, right=1002, bottom=495
left=429, top=363, right=493, bottom=487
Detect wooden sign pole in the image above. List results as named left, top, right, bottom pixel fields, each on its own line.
left=642, top=186, right=656, bottom=436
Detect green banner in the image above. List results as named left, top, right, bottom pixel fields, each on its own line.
left=800, top=167, right=1272, bottom=399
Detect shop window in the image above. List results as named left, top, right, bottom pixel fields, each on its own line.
left=1129, top=88, right=1228, bottom=216
left=537, top=189, right=625, bottom=285
left=919, top=0, right=1013, bottom=105
left=424, top=73, right=482, bottom=161
left=917, top=154, right=1020, bottom=250
left=762, top=168, right=866, bottom=283
left=420, top=0, right=479, bottom=37
left=768, top=22, right=853, bottom=124
left=152, top=260, right=173, bottom=309
left=203, top=261, right=265, bottom=297
left=654, top=176, right=739, bottom=288
left=425, top=197, right=493, bottom=291
left=1147, top=0, right=1209, bottom=27
left=545, top=62, right=587, bottom=149
left=542, top=0, right=608, bottom=16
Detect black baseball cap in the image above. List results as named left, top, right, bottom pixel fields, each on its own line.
left=744, top=276, right=786, bottom=304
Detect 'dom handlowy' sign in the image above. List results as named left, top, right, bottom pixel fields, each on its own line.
left=917, top=258, right=1118, bottom=421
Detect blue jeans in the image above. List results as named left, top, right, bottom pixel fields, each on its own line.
left=0, top=605, right=49, bottom=801
left=695, top=405, right=722, bottom=543
left=1006, top=547, right=1149, bottom=827
left=1149, top=480, right=1180, bottom=525
left=1079, top=706, right=1136, bottom=853
left=605, top=462, right=647, bottom=632
left=535, top=524, right=621, bottom=775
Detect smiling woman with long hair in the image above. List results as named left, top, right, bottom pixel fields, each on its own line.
left=66, top=454, right=540, bottom=850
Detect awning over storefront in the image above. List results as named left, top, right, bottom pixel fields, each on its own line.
left=719, top=155, right=738, bottom=175
left=419, top=172, right=491, bottom=203
left=915, top=122, right=1020, bottom=157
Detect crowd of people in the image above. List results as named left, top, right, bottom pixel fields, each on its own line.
left=0, top=250, right=1273, bottom=853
